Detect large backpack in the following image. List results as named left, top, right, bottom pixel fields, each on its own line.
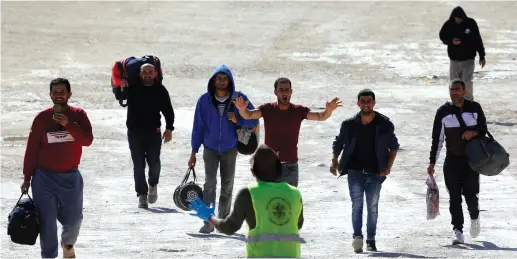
left=111, top=55, right=163, bottom=107
left=451, top=102, right=510, bottom=176
left=7, top=193, right=40, bottom=245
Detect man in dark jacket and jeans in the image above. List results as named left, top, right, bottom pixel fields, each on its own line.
left=125, top=63, right=175, bottom=208
left=330, top=89, right=399, bottom=253
left=427, top=79, right=487, bottom=245
left=439, top=6, right=486, bottom=101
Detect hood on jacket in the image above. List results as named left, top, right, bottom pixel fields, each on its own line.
left=450, top=6, right=468, bottom=20
left=207, top=64, right=235, bottom=96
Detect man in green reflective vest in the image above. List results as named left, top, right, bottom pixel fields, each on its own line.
left=189, top=144, right=304, bottom=258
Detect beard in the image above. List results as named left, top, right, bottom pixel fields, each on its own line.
left=277, top=96, right=290, bottom=105
left=360, top=109, right=373, bottom=115
left=142, top=78, right=154, bottom=86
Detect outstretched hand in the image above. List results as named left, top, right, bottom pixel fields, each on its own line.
left=189, top=197, right=215, bottom=222
left=325, top=97, right=343, bottom=112
left=233, top=96, right=249, bottom=110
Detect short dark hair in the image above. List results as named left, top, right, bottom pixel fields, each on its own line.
left=274, top=77, right=291, bottom=89
left=249, top=144, right=282, bottom=182
left=450, top=78, right=465, bottom=89
left=357, top=88, right=375, bottom=101
left=49, top=78, right=71, bottom=92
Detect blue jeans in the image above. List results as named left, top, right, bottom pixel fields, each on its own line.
left=31, top=169, right=84, bottom=258
left=278, top=162, right=299, bottom=187
left=347, top=170, right=385, bottom=240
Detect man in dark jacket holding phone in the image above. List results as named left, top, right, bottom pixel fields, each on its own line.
left=439, top=6, right=486, bottom=101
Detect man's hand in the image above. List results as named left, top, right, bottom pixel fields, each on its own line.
left=233, top=96, right=249, bottom=111
left=380, top=168, right=391, bottom=176
left=479, top=59, right=486, bottom=68
left=330, top=157, right=339, bottom=176
left=462, top=130, right=478, bottom=140
left=188, top=153, right=197, bottom=168
left=20, top=181, right=30, bottom=194
left=53, top=113, right=69, bottom=127
left=453, top=38, right=461, bottom=45
left=228, top=112, right=237, bottom=123
left=427, top=164, right=435, bottom=175
left=325, top=97, right=343, bottom=113
left=162, top=129, right=172, bottom=143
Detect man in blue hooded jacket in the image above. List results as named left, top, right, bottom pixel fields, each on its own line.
left=188, top=64, right=259, bottom=233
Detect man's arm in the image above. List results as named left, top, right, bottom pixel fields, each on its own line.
left=471, top=19, right=486, bottom=60
left=307, top=108, right=332, bottom=121
left=429, top=108, right=445, bottom=165
left=439, top=21, right=451, bottom=45
left=467, top=103, right=487, bottom=137
left=332, top=121, right=347, bottom=159
left=385, top=121, right=400, bottom=170
left=209, top=188, right=249, bottom=235
left=237, top=107, right=263, bottom=120
left=235, top=93, right=259, bottom=127
left=23, top=115, right=44, bottom=182
left=66, top=110, right=93, bottom=147
left=191, top=98, right=205, bottom=153
left=160, top=86, right=175, bottom=132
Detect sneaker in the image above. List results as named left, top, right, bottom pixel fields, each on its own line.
left=61, top=241, right=75, bottom=258
left=148, top=185, right=158, bottom=204
left=199, top=222, right=214, bottom=234
left=138, top=194, right=148, bottom=208
left=452, top=229, right=464, bottom=245
left=470, top=218, right=480, bottom=238
left=366, top=240, right=377, bottom=252
left=352, top=236, right=363, bottom=253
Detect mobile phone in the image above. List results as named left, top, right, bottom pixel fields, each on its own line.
left=53, top=104, right=65, bottom=114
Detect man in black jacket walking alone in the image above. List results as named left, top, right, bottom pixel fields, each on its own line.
left=427, top=79, right=487, bottom=245
left=439, top=6, right=486, bottom=101
left=125, top=63, right=175, bottom=208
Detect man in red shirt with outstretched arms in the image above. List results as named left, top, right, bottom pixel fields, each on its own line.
left=20, top=78, right=94, bottom=258
left=234, top=77, right=342, bottom=187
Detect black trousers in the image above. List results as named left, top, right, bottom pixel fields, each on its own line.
left=127, top=130, right=162, bottom=196
left=443, top=154, right=480, bottom=232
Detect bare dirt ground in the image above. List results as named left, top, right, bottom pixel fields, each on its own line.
left=1, top=1, right=517, bottom=258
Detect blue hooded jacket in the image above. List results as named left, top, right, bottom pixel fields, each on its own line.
left=191, top=65, right=259, bottom=153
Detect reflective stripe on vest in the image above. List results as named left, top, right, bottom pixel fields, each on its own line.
left=246, top=233, right=301, bottom=243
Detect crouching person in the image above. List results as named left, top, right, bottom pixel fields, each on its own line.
left=20, top=78, right=94, bottom=258
left=189, top=144, right=304, bottom=258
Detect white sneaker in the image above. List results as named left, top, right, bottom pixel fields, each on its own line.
left=452, top=229, right=464, bottom=245
left=470, top=218, right=480, bottom=238
left=352, top=236, right=363, bottom=253
left=148, top=185, right=158, bottom=204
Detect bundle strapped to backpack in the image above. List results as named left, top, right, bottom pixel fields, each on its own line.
left=110, top=55, right=163, bottom=107
left=7, top=192, right=40, bottom=245
left=173, top=167, right=204, bottom=211
left=453, top=107, right=510, bottom=176
left=230, top=91, right=259, bottom=155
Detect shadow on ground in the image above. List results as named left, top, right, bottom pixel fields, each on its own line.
left=144, top=207, right=179, bottom=213
left=368, top=251, right=439, bottom=258
left=487, top=121, right=517, bottom=127
left=185, top=233, right=307, bottom=243
left=443, top=241, right=517, bottom=251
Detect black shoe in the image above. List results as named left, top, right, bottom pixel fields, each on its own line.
left=366, top=240, right=377, bottom=252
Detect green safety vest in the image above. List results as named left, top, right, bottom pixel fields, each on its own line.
left=246, top=181, right=302, bottom=258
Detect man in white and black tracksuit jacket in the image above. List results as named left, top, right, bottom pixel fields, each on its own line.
left=427, top=78, right=487, bottom=245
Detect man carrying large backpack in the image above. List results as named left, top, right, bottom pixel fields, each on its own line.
left=111, top=56, right=175, bottom=208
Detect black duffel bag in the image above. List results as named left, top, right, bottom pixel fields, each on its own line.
left=7, top=192, right=40, bottom=245
left=173, top=168, right=203, bottom=211
left=454, top=113, right=510, bottom=176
